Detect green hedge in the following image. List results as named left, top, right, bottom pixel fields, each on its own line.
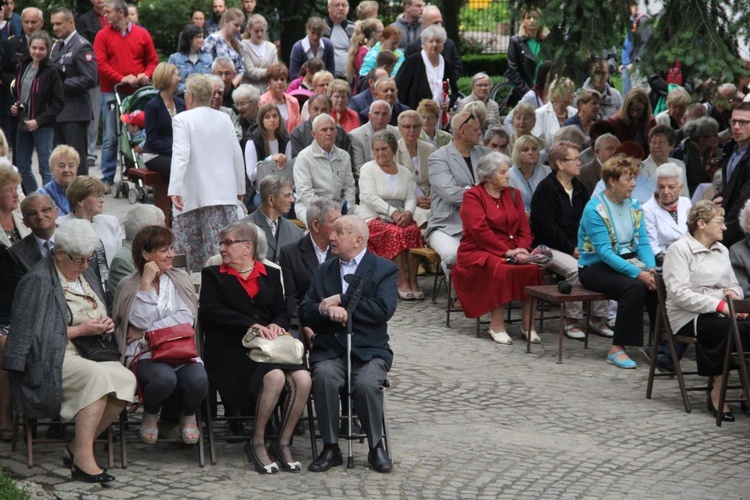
left=461, top=54, right=508, bottom=79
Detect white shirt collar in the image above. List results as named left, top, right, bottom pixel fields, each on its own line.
left=63, top=30, right=77, bottom=45
left=34, top=234, right=55, bottom=255
left=310, top=234, right=328, bottom=264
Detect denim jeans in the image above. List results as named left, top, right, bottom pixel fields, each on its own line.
left=16, top=126, right=53, bottom=193
left=621, top=67, right=632, bottom=97
left=100, top=91, right=118, bottom=184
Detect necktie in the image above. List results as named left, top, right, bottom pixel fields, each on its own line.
left=42, top=241, right=49, bottom=257
left=270, top=220, right=277, bottom=238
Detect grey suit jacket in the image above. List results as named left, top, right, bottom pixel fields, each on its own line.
left=426, top=142, right=491, bottom=239
left=349, top=123, right=401, bottom=181
left=243, top=208, right=304, bottom=263
left=3, top=257, right=105, bottom=419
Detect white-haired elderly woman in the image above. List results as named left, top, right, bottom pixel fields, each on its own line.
left=169, top=74, right=245, bottom=273
left=457, top=73, right=500, bottom=128
left=107, top=204, right=165, bottom=299
left=359, top=130, right=424, bottom=300
left=3, top=219, right=136, bottom=484
left=231, top=84, right=262, bottom=146
left=729, top=200, right=750, bottom=298
left=506, top=102, right=545, bottom=154
left=200, top=221, right=310, bottom=473
left=664, top=201, right=748, bottom=422
left=395, top=25, right=458, bottom=113
left=452, top=152, right=542, bottom=344
left=508, top=134, right=551, bottom=213
left=670, top=116, right=720, bottom=197
left=642, top=162, right=692, bottom=266
left=532, top=77, right=577, bottom=147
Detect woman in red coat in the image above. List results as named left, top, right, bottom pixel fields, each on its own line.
left=452, top=152, right=542, bottom=345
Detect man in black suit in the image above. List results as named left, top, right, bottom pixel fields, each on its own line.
left=77, top=0, right=107, bottom=168
left=50, top=8, right=99, bottom=176
left=242, top=176, right=303, bottom=263
left=8, top=193, right=58, bottom=285
left=716, top=102, right=750, bottom=247
left=278, top=198, right=341, bottom=332
left=403, top=5, right=463, bottom=82
left=300, top=215, right=397, bottom=474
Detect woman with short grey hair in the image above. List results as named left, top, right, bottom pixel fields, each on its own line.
left=641, top=162, right=691, bottom=262
left=4, top=219, right=137, bottom=484
left=672, top=116, right=721, bottom=196
left=452, top=151, right=542, bottom=344
left=458, top=72, right=500, bottom=128
left=395, top=25, right=458, bottom=112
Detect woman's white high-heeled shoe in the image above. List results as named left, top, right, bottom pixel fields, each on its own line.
left=488, top=328, right=512, bottom=344
left=522, top=329, right=541, bottom=344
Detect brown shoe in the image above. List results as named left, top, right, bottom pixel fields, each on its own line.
left=102, top=182, right=112, bottom=195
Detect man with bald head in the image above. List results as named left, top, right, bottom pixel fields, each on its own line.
left=349, top=99, right=401, bottom=180
left=709, top=83, right=738, bottom=136
left=300, top=214, right=397, bottom=474
left=426, top=110, right=491, bottom=273
left=404, top=5, right=463, bottom=81
left=294, top=113, right=356, bottom=224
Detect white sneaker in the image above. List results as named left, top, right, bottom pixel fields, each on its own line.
left=591, top=321, right=615, bottom=338
left=564, top=323, right=585, bottom=340
left=488, top=328, right=512, bottom=344
left=522, top=329, right=541, bottom=344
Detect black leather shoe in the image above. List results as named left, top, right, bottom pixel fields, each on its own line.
left=707, top=396, right=735, bottom=422
left=368, top=445, right=392, bottom=473
left=308, top=447, right=343, bottom=472
left=71, top=464, right=115, bottom=484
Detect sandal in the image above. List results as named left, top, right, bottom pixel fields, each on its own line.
left=181, top=423, right=200, bottom=444
left=412, top=289, right=425, bottom=300
left=522, top=329, right=541, bottom=344
left=488, top=328, right=512, bottom=345
left=139, top=422, right=158, bottom=444
left=398, top=289, right=415, bottom=300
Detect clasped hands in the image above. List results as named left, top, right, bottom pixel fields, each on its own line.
left=319, top=294, right=347, bottom=325
left=390, top=210, right=413, bottom=228
left=505, top=247, right=530, bottom=264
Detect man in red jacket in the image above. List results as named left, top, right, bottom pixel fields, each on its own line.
left=93, top=0, right=157, bottom=193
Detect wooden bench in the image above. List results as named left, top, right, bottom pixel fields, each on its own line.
left=127, top=169, right=171, bottom=227
left=524, top=284, right=608, bottom=364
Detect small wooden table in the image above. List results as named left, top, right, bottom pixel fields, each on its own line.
left=524, top=284, right=608, bottom=364
left=127, top=169, right=171, bottom=227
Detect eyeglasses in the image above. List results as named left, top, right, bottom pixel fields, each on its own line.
left=219, top=239, right=249, bottom=247
left=66, top=253, right=94, bottom=265
left=730, top=118, right=750, bottom=127
left=400, top=124, right=421, bottom=130
left=234, top=100, right=252, bottom=108
left=459, top=112, right=477, bottom=130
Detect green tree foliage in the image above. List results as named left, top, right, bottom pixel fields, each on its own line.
left=640, top=0, right=747, bottom=84
left=139, top=0, right=211, bottom=58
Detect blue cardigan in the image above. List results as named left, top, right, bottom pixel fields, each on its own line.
left=288, top=38, right=335, bottom=79
left=577, top=193, right=655, bottom=278
left=143, top=93, right=186, bottom=156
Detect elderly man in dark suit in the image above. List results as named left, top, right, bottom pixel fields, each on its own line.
left=426, top=110, right=491, bottom=274
left=579, top=133, right=620, bottom=196
left=242, top=175, right=303, bottom=263
left=8, top=193, right=58, bottom=284
left=300, top=215, right=397, bottom=474
left=278, top=198, right=341, bottom=332
left=50, top=8, right=99, bottom=175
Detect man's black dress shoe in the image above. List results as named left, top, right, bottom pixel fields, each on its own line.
left=368, top=445, right=392, bottom=473
left=308, top=447, right=343, bottom=472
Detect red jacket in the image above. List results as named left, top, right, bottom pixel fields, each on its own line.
left=457, top=184, right=532, bottom=267
left=93, top=23, right=158, bottom=93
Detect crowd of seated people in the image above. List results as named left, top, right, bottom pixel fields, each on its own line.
left=4, top=0, right=750, bottom=486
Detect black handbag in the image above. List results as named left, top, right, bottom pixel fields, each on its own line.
left=71, top=334, right=121, bottom=362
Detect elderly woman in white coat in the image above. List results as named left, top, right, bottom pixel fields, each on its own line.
left=168, top=74, right=245, bottom=273
left=642, top=163, right=692, bottom=265
left=532, top=77, right=576, bottom=147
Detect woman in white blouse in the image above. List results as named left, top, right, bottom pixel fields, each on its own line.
left=240, top=14, right=278, bottom=94
left=532, top=77, right=577, bottom=147
left=359, top=130, right=425, bottom=300
left=244, top=103, right=292, bottom=207
left=642, top=162, right=691, bottom=264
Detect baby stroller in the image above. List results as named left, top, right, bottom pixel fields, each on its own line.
left=110, top=83, right=159, bottom=203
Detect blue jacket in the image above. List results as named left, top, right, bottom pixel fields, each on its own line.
left=288, top=38, right=335, bottom=79
left=578, top=193, right=655, bottom=278
left=37, top=181, right=70, bottom=215
left=143, top=93, right=186, bottom=156
left=167, top=51, right=213, bottom=93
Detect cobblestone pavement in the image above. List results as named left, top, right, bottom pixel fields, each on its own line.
left=3, top=163, right=750, bottom=498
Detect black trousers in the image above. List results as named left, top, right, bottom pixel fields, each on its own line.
left=144, top=154, right=172, bottom=179
left=676, top=314, right=750, bottom=376
left=579, top=263, right=657, bottom=347
left=54, top=121, right=89, bottom=175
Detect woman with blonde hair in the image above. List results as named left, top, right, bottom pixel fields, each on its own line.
left=532, top=77, right=576, bottom=146
left=328, top=79, right=360, bottom=132
left=608, top=88, right=655, bottom=153
left=508, top=134, right=550, bottom=213
left=416, top=99, right=451, bottom=149
left=241, top=14, right=279, bottom=94
left=346, top=18, right=383, bottom=92
left=505, top=8, right=549, bottom=103
left=202, top=8, right=245, bottom=89
left=143, top=62, right=185, bottom=180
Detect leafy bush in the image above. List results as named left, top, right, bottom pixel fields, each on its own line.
left=461, top=53, right=508, bottom=78
left=459, top=1, right=510, bottom=32
left=139, top=0, right=212, bottom=60
left=0, top=473, right=28, bottom=500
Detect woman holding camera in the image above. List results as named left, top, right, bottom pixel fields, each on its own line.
left=12, top=31, right=64, bottom=193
